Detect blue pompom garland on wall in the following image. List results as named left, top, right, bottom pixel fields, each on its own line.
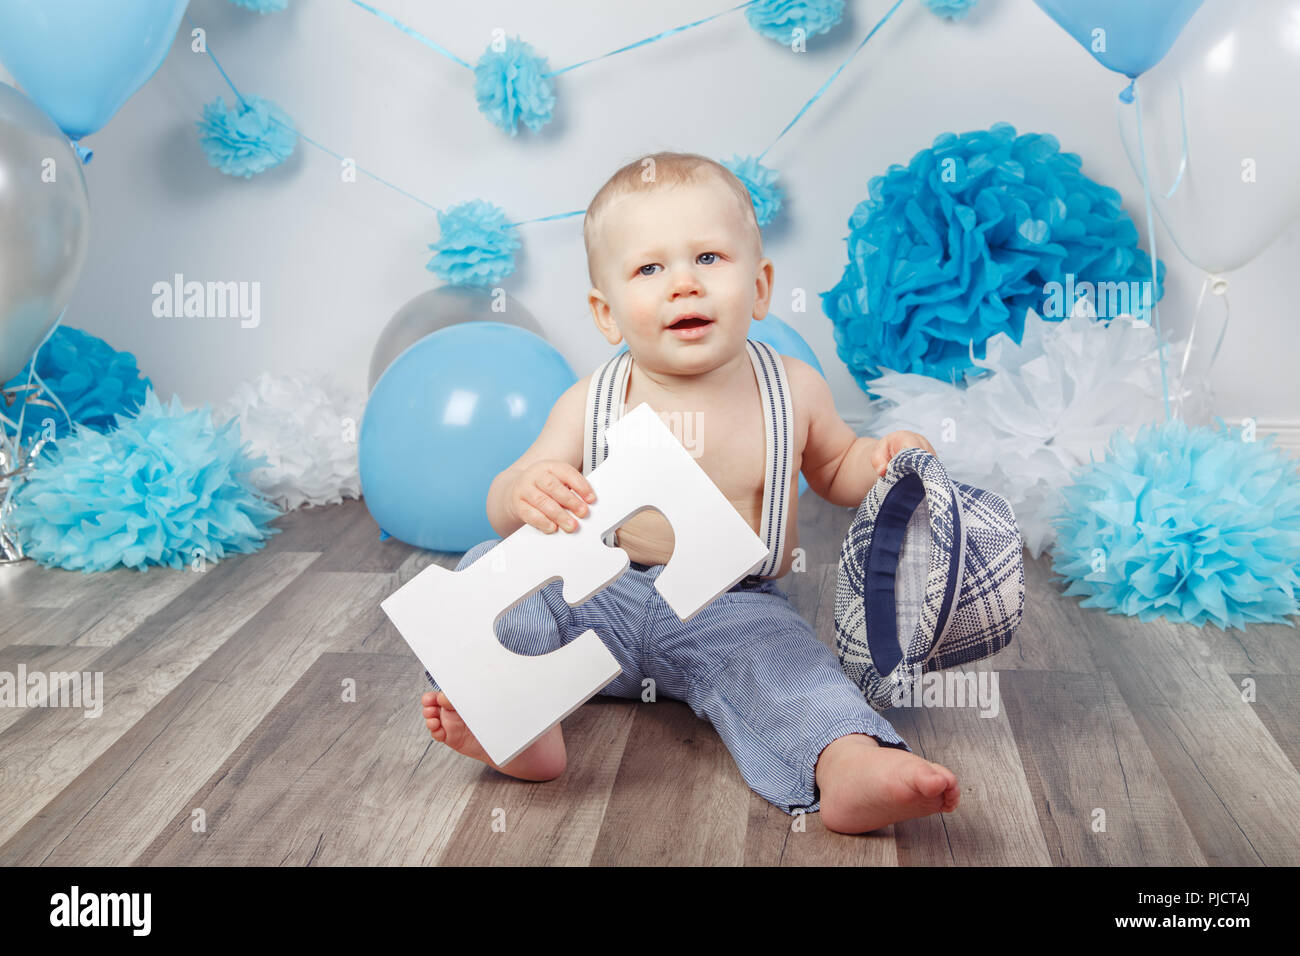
left=197, top=94, right=297, bottom=178
left=426, top=199, right=521, bottom=287
left=746, top=0, right=846, bottom=45
left=473, top=36, right=556, bottom=136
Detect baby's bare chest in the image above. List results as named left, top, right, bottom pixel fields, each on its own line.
left=633, top=393, right=768, bottom=507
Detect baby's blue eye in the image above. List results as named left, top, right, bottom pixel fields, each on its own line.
left=638, top=263, right=660, bottom=276
left=698, top=252, right=718, bottom=264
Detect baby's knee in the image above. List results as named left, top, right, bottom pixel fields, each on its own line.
left=454, top=537, right=504, bottom=572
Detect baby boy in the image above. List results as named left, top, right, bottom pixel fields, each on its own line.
left=420, top=152, right=959, bottom=834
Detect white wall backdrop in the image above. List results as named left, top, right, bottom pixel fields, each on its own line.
left=4, top=0, right=1297, bottom=435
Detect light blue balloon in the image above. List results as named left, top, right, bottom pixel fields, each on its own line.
left=1032, top=0, right=1203, bottom=79
left=0, top=0, right=190, bottom=142
left=748, top=313, right=827, bottom=380
left=360, top=322, right=576, bottom=553
left=612, top=315, right=827, bottom=495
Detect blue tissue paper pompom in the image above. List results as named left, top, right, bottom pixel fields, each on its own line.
left=426, top=199, right=521, bottom=287
left=9, top=388, right=282, bottom=573
left=474, top=35, right=555, bottom=136
left=226, top=0, right=288, bottom=12
left=924, top=0, right=978, bottom=20
left=197, top=94, right=297, bottom=178
left=746, top=0, right=845, bottom=45
left=1051, top=419, right=1300, bottom=631
left=722, top=155, right=784, bottom=228
left=821, top=122, right=1164, bottom=392
left=2, top=326, right=151, bottom=443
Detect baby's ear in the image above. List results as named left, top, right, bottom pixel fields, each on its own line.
left=588, top=291, right=622, bottom=345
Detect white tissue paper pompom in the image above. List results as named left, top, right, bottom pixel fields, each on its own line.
left=216, top=371, right=364, bottom=511
left=867, top=305, right=1190, bottom=557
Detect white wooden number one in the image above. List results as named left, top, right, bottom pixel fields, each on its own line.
left=381, top=402, right=771, bottom=768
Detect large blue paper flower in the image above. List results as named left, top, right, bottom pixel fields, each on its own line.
left=1051, top=419, right=1300, bottom=630
left=474, top=36, right=556, bottom=136
left=746, top=0, right=845, bottom=45
left=9, top=389, right=281, bottom=573
left=924, top=0, right=978, bottom=20
left=197, top=94, right=297, bottom=178
left=821, top=123, right=1164, bottom=391
left=2, top=326, right=151, bottom=443
left=426, top=199, right=521, bottom=287
left=722, top=154, right=784, bottom=228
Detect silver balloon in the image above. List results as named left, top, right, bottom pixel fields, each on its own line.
left=368, top=286, right=548, bottom=392
left=0, top=82, right=90, bottom=384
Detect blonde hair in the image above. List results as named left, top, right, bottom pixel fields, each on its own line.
left=583, top=151, right=760, bottom=287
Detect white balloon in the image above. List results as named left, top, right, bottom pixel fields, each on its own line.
left=1118, top=0, right=1300, bottom=274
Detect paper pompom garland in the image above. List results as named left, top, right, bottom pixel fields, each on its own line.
left=426, top=199, right=521, bottom=287
left=9, top=389, right=281, bottom=573
left=822, top=122, right=1164, bottom=391
left=215, top=371, right=363, bottom=511
left=924, top=0, right=979, bottom=20
left=746, top=0, right=846, bottom=45
left=474, top=36, right=556, bottom=137
left=226, top=0, right=288, bottom=12
left=722, top=154, right=784, bottom=228
left=1, top=326, right=151, bottom=443
left=197, top=95, right=297, bottom=178
left=1051, top=419, right=1300, bottom=631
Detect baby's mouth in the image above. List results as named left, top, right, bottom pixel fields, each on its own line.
left=668, top=315, right=713, bottom=330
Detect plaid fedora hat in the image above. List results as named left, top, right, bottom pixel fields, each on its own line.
left=833, top=446, right=1025, bottom=712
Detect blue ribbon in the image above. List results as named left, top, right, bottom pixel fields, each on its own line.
left=348, top=0, right=474, bottom=69
left=546, top=1, right=758, bottom=77
left=758, top=0, right=908, bottom=161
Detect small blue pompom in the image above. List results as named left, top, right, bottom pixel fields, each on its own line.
left=722, top=155, right=784, bottom=228
left=821, top=122, right=1164, bottom=391
left=2, top=326, right=151, bottom=443
left=1051, top=419, right=1300, bottom=630
left=225, top=0, right=288, bottom=12
left=426, top=199, right=521, bottom=287
left=924, top=0, right=978, bottom=20
left=746, top=0, right=845, bottom=45
left=474, top=36, right=556, bottom=136
left=10, top=389, right=282, bottom=573
left=197, top=94, right=297, bottom=178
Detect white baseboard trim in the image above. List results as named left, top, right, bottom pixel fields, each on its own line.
left=1251, top=419, right=1300, bottom=459
left=846, top=415, right=1300, bottom=461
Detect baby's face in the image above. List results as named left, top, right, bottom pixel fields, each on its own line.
left=587, top=179, right=772, bottom=375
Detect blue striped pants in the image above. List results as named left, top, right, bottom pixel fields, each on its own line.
left=424, top=538, right=911, bottom=815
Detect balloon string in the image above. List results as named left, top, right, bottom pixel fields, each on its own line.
left=1130, top=79, right=1172, bottom=422
left=1177, top=274, right=1230, bottom=407
left=1162, top=82, right=1188, bottom=199
left=1116, top=84, right=1199, bottom=265
left=0, top=307, right=72, bottom=536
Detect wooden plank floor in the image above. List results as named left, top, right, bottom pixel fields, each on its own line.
left=1, top=494, right=1298, bottom=866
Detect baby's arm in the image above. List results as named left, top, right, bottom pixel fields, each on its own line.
left=787, top=358, right=934, bottom=508
left=484, top=375, right=593, bottom=537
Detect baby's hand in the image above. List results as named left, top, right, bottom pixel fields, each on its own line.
left=508, top=460, right=597, bottom=534
left=869, top=431, right=936, bottom=478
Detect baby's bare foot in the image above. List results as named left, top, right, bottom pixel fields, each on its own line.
left=420, top=690, right=567, bottom=781
left=814, top=734, right=960, bottom=834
